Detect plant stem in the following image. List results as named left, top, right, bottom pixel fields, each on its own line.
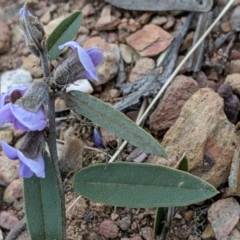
left=47, top=95, right=67, bottom=239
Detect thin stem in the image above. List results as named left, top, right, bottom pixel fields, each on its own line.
left=47, top=95, right=66, bottom=239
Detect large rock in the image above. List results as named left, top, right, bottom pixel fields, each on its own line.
left=152, top=88, right=240, bottom=187
left=149, top=75, right=199, bottom=132
left=126, top=24, right=173, bottom=57
left=225, top=73, right=240, bottom=95
left=3, top=179, right=23, bottom=203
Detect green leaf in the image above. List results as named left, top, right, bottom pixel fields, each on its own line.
left=47, top=11, right=82, bottom=60
left=64, top=91, right=167, bottom=157
left=73, top=162, right=218, bottom=208
left=23, top=152, right=64, bottom=240
left=175, top=153, right=188, bottom=172
left=154, top=207, right=165, bottom=238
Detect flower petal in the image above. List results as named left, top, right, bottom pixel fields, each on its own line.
left=0, top=104, right=15, bottom=125
left=19, top=163, right=34, bottom=178
left=17, top=150, right=45, bottom=178
left=93, top=128, right=102, bottom=148
left=1, top=141, right=18, bottom=160
left=58, top=41, right=99, bottom=81
left=10, top=104, right=47, bottom=131
left=86, top=48, right=103, bottom=67
left=0, top=86, right=28, bottom=108
left=19, top=8, right=33, bottom=19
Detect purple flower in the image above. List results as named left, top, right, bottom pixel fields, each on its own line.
left=58, top=41, right=103, bottom=81
left=19, top=8, right=33, bottom=19
left=0, top=86, right=47, bottom=131
left=0, top=86, right=28, bottom=108
left=2, top=141, right=45, bottom=178
left=93, top=128, right=102, bottom=148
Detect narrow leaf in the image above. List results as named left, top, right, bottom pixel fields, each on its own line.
left=73, top=162, right=218, bottom=208
left=47, top=11, right=82, bottom=60
left=175, top=153, right=188, bottom=172
left=24, top=152, right=64, bottom=240
left=64, top=91, right=167, bottom=157
left=154, top=207, right=165, bottom=238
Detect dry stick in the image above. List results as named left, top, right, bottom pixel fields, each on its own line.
left=108, top=0, right=235, bottom=163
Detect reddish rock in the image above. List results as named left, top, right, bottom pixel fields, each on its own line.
left=0, top=211, right=19, bottom=230
left=99, top=219, right=119, bottom=239
left=180, top=31, right=194, bottom=52
left=149, top=75, right=199, bottom=132
left=152, top=88, right=240, bottom=187
left=96, top=5, right=121, bottom=31
left=129, top=58, right=155, bottom=83
left=138, top=13, right=152, bottom=25
left=208, top=198, right=240, bottom=240
left=126, top=24, right=173, bottom=57
left=0, top=21, right=10, bottom=54
left=163, top=15, right=175, bottom=30
left=207, top=80, right=219, bottom=92
left=194, top=71, right=207, bottom=88
left=3, top=179, right=23, bottom=203
left=231, top=50, right=240, bottom=60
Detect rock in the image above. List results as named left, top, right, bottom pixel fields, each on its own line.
left=183, top=210, right=194, bottom=221
left=21, top=54, right=43, bottom=78
left=119, top=44, right=140, bottom=64
left=126, top=24, right=173, bottom=57
left=40, top=10, right=51, bottom=24
left=180, top=31, right=194, bottom=52
left=84, top=37, right=120, bottom=86
left=231, top=50, right=240, bottom=60
left=0, top=151, right=19, bottom=184
left=149, top=75, right=198, bottom=132
left=228, top=228, right=240, bottom=240
left=3, top=179, right=23, bottom=203
left=118, top=216, right=131, bottom=231
left=11, top=25, right=24, bottom=47
left=208, top=198, right=240, bottom=240
left=207, top=80, right=219, bottom=92
left=0, top=127, right=14, bottom=144
left=150, top=16, right=167, bottom=26
left=0, top=211, right=19, bottom=230
left=66, top=79, right=93, bottom=94
left=44, top=16, right=65, bottom=35
left=194, top=71, right=207, bottom=88
left=218, top=84, right=240, bottom=124
left=229, top=59, right=240, bottom=74
left=109, top=89, right=120, bottom=98
left=225, top=73, right=240, bottom=95
left=55, top=97, right=67, bottom=110
left=96, top=5, right=121, bottom=31
left=152, top=88, right=240, bottom=187
left=15, top=230, right=30, bottom=240
left=221, top=21, right=232, bottom=32
left=100, top=128, right=117, bottom=146
left=163, top=15, right=175, bottom=30
left=99, top=219, right=119, bottom=239
left=129, top=58, right=155, bottom=83
left=0, top=69, right=32, bottom=93
left=138, top=13, right=152, bottom=25
left=82, top=3, right=95, bottom=17
left=230, top=5, right=240, bottom=31
left=141, top=227, right=153, bottom=240
left=202, top=223, right=215, bottom=239
left=0, top=20, right=10, bottom=53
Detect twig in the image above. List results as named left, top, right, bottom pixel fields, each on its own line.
left=5, top=217, right=26, bottom=240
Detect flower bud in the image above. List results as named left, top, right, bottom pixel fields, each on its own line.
left=54, top=50, right=85, bottom=86
left=18, top=82, right=49, bottom=112
left=19, top=8, right=45, bottom=56
left=19, top=131, right=45, bottom=160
